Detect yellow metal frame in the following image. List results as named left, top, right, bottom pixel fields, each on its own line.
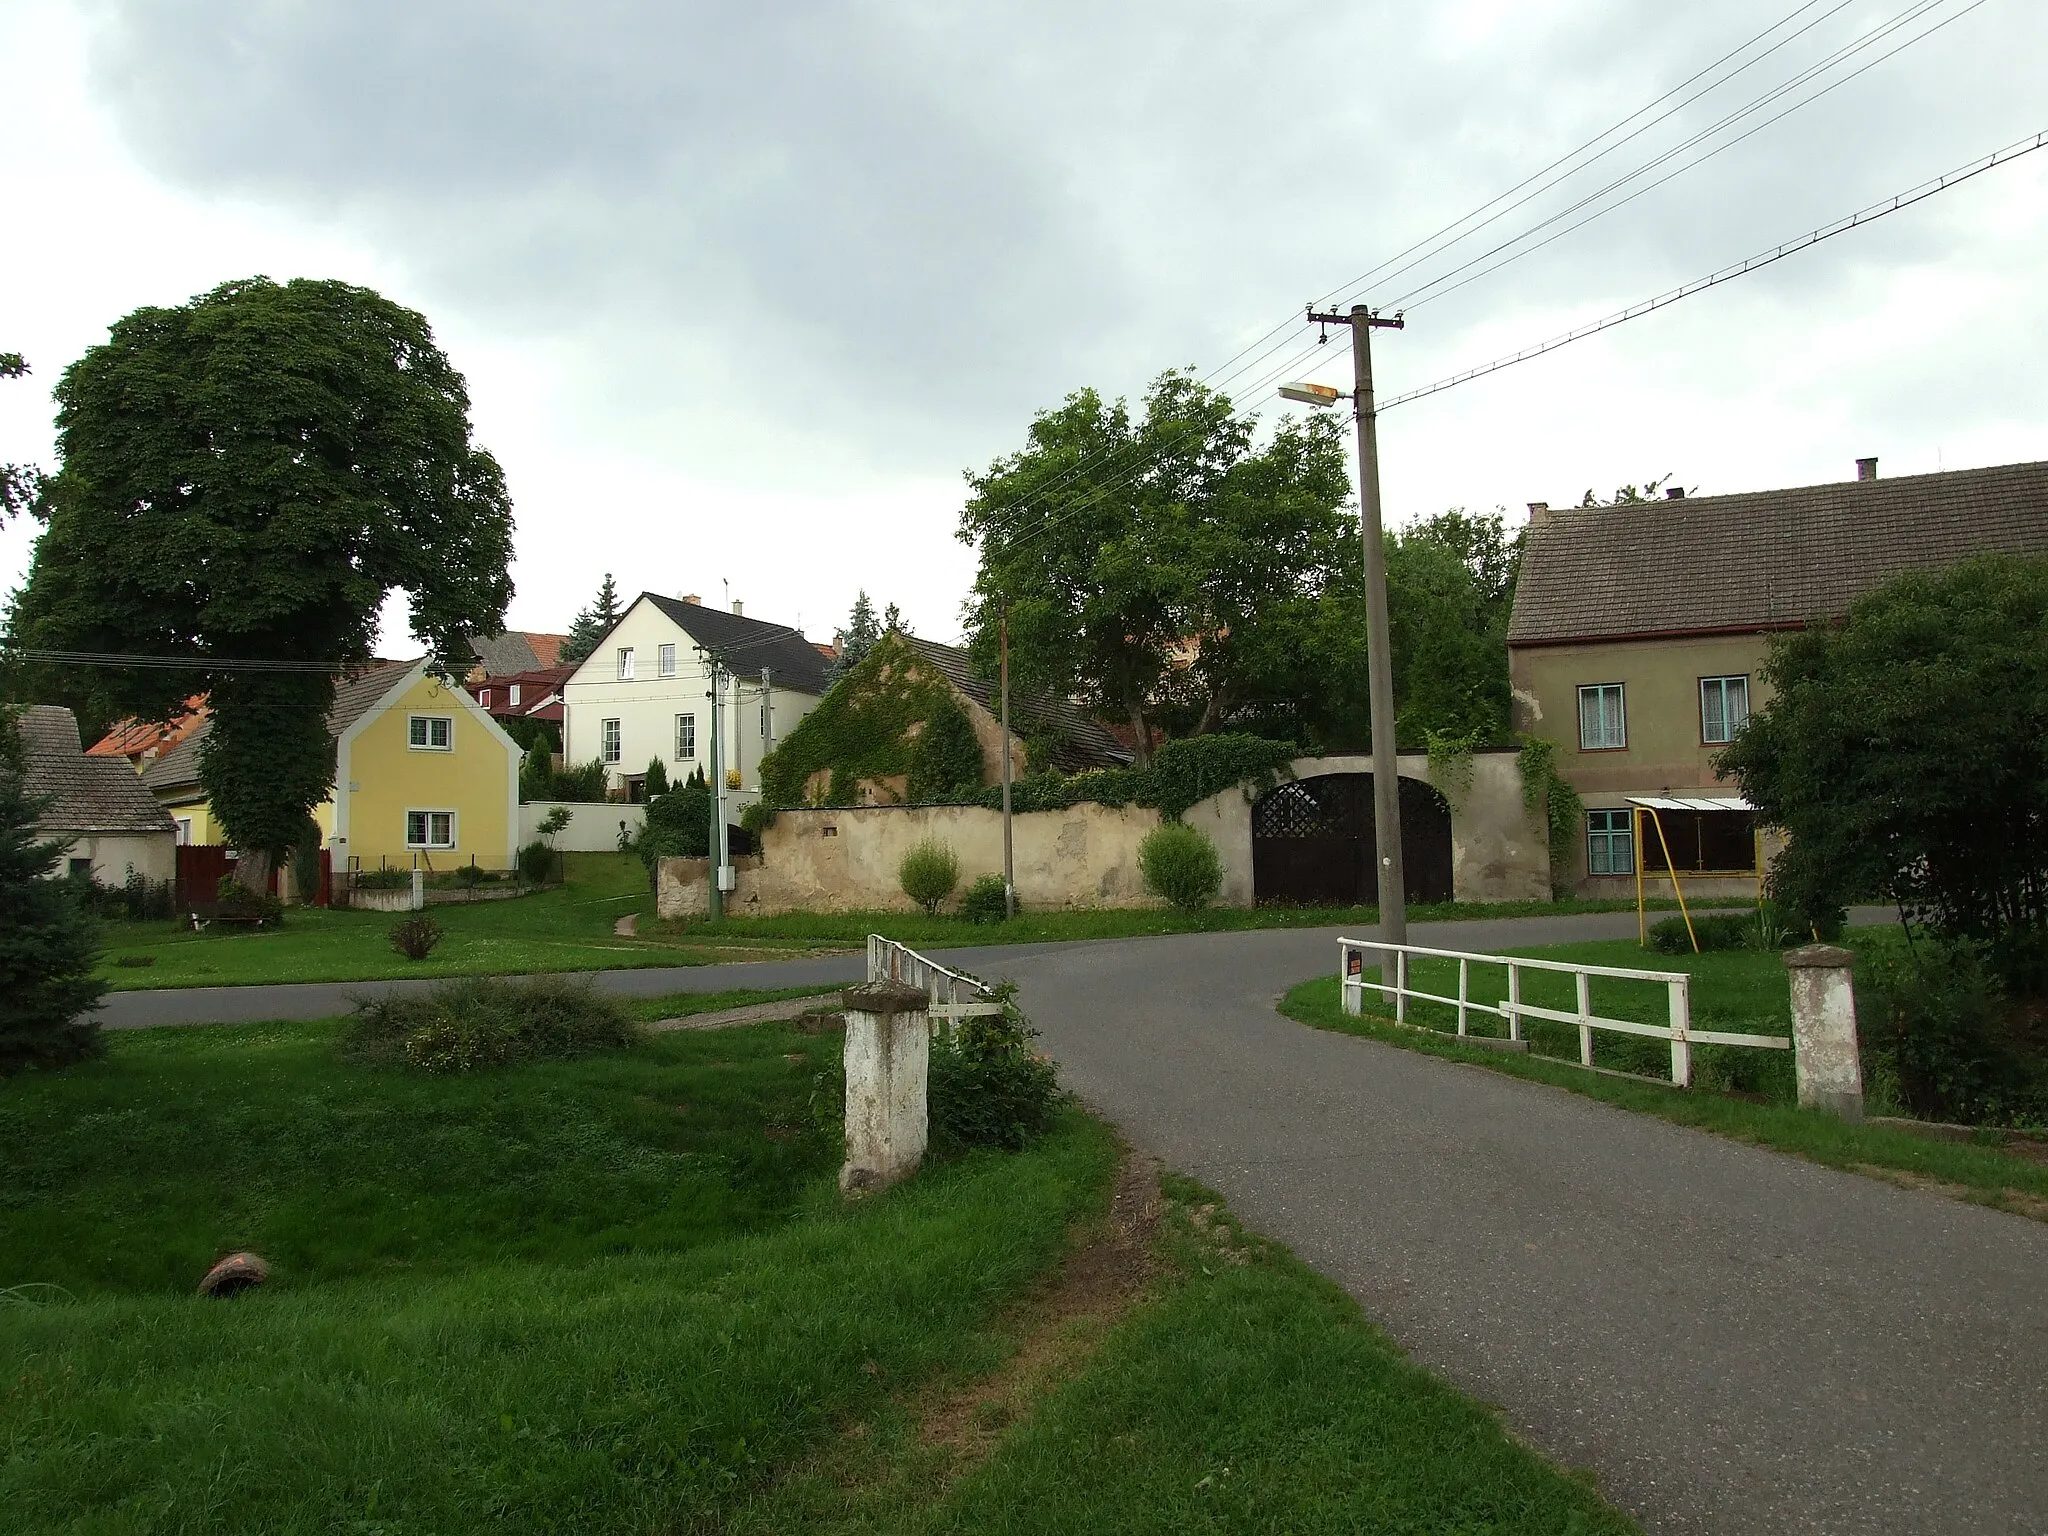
left=1630, top=806, right=1769, bottom=954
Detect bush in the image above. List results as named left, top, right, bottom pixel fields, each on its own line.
left=929, top=988, right=1061, bottom=1151
left=215, top=875, right=284, bottom=925
left=644, top=757, right=669, bottom=798
left=353, top=867, right=410, bottom=891
left=1647, top=912, right=1752, bottom=954
left=389, top=914, right=445, bottom=960
left=898, top=837, right=960, bottom=915
left=339, top=976, right=644, bottom=1073
left=959, top=872, right=1010, bottom=924
left=1862, top=941, right=2047, bottom=1126
left=517, top=839, right=556, bottom=886
left=0, top=763, right=105, bottom=1075
left=1138, top=821, right=1222, bottom=911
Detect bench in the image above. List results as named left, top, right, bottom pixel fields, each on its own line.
left=187, top=901, right=275, bottom=931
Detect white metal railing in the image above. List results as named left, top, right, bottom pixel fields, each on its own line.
left=867, top=935, right=1006, bottom=1025
left=1336, top=937, right=1791, bottom=1090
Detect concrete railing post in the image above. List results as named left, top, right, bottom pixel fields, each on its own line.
left=409, top=869, right=425, bottom=912
left=838, top=980, right=931, bottom=1195
left=1784, top=944, right=1863, bottom=1122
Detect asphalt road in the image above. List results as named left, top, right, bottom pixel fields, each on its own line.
left=102, top=913, right=2047, bottom=1532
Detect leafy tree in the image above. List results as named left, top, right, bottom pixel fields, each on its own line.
left=1, top=351, right=44, bottom=524
left=0, top=711, right=106, bottom=1074
left=960, top=370, right=1352, bottom=764
left=905, top=691, right=985, bottom=802
left=8, top=279, right=514, bottom=895
left=1718, top=553, right=2048, bottom=990
left=560, top=574, right=624, bottom=665
left=1385, top=509, right=1523, bottom=746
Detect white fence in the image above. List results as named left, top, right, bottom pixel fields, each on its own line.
left=867, top=936, right=1007, bottom=1025
left=1338, top=937, right=1791, bottom=1089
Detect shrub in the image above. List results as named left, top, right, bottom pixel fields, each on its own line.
left=898, top=837, right=960, bottom=915
left=1139, top=821, right=1222, bottom=911
left=389, top=914, right=445, bottom=960
left=339, top=976, right=644, bottom=1073
left=1647, top=912, right=1752, bottom=955
left=517, top=839, right=555, bottom=886
left=644, top=757, right=669, bottom=798
left=0, top=762, right=105, bottom=1075
left=214, top=875, right=284, bottom=925
left=1861, top=941, right=2047, bottom=1126
left=959, top=872, right=1010, bottom=924
left=353, top=867, right=410, bottom=891
left=929, top=987, right=1061, bottom=1151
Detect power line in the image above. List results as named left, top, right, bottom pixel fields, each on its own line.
left=1377, top=129, right=2048, bottom=413
left=3, top=647, right=364, bottom=673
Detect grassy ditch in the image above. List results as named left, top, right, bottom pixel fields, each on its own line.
left=1280, top=942, right=2048, bottom=1217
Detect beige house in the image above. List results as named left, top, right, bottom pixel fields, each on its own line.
left=18, top=705, right=177, bottom=885
left=1508, top=457, right=2048, bottom=897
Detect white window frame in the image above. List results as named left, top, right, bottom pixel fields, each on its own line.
left=1699, top=675, right=1750, bottom=745
left=1586, top=808, right=1634, bottom=875
left=601, top=717, right=622, bottom=764
left=1577, top=684, right=1626, bottom=751
left=658, top=642, right=677, bottom=678
left=674, top=712, right=697, bottom=761
left=405, top=809, right=457, bottom=850
left=509, top=683, right=522, bottom=707
left=408, top=714, right=454, bottom=752
left=175, top=818, right=193, bottom=846
left=617, top=646, right=635, bottom=681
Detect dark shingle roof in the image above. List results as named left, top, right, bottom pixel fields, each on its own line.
left=19, top=706, right=177, bottom=835
left=1507, top=460, right=2048, bottom=646
left=141, top=660, right=420, bottom=796
left=901, top=635, right=1134, bottom=771
left=468, top=632, right=567, bottom=675
left=641, top=595, right=834, bottom=695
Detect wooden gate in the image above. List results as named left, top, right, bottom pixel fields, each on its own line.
left=174, top=845, right=330, bottom=907
left=1251, top=774, right=1453, bottom=907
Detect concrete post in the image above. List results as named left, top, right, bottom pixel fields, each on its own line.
left=838, top=980, right=931, bottom=1195
left=409, top=869, right=425, bottom=912
left=1784, top=944, right=1863, bottom=1122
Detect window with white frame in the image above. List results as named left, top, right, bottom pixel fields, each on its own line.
left=1699, top=675, right=1750, bottom=744
left=617, top=646, right=635, bottom=680
left=1577, top=684, right=1626, bottom=750
left=674, top=713, right=696, bottom=760
left=478, top=688, right=491, bottom=708
left=175, top=817, right=193, bottom=846
left=601, top=718, right=622, bottom=763
left=408, top=715, right=453, bottom=751
left=509, top=683, right=522, bottom=707
left=1586, top=809, right=1634, bottom=875
left=658, top=643, right=676, bottom=677
left=406, top=810, right=456, bottom=849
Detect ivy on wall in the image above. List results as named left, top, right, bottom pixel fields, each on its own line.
left=1515, top=734, right=1583, bottom=899
left=758, top=634, right=961, bottom=807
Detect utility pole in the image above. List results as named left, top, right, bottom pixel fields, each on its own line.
left=1306, top=303, right=1407, bottom=946
left=706, top=661, right=726, bottom=922
left=1000, top=601, right=1015, bottom=918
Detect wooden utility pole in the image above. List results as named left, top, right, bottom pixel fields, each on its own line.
left=1307, top=303, right=1407, bottom=945
left=1000, top=602, right=1015, bottom=918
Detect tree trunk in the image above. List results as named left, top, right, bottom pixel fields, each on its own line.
left=233, top=846, right=274, bottom=900
left=1193, top=685, right=1230, bottom=737
left=1126, top=701, right=1153, bottom=769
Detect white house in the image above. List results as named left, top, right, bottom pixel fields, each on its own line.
left=560, top=593, right=835, bottom=799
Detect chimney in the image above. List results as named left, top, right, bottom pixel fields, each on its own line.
left=1664, top=486, right=1685, bottom=499
left=1526, top=501, right=1551, bottom=527
left=731, top=600, right=744, bottom=616
left=679, top=593, right=701, bottom=605
left=1856, top=456, right=1878, bottom=481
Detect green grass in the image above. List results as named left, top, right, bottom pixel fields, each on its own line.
left=92, top=852, right=835, bottom=991
left=658, top=892, right=1748, bottom=951
left=1279, top=936, right=2048, bottom=1211
left=726, top=1174, right=1634, bottom=1535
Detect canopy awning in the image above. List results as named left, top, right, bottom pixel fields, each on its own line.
left=1625, top=795, right=1753, bottom=812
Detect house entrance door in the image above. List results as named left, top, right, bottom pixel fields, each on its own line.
left=1250, top=774, right=1453, bottom=907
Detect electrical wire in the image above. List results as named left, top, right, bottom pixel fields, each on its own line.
left=1376, top=128, right=2048, bottom=412
left=3, top=646, right=361, bottom=673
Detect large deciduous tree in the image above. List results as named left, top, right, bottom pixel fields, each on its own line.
left=9, top=278, right=514, bottom=894
left=1385, top=509, right=1523, bottom=746
left=1, top=351, right=42, bottom=524
left=1718, top=553, right=2048, bottom=989
left=958, top=370, right=1353, bottom=764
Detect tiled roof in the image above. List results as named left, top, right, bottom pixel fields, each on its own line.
left=141, top=660, right=419, bottom=796
left=18, top=706, right=177, bottom=835
left=467, top=631, right=569, bottom=676
left=900, top=635, right=1134, bottom=772
left=1507, top=460, right=2048, bottom=646
left=87, top=699, right=210, bottom=762
left=640, top=595, right=834, bottom=695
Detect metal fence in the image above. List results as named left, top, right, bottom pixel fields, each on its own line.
left=867, top=935, right=1007, bottom=1026
left=1337, top=937, right=1791, bottom=1090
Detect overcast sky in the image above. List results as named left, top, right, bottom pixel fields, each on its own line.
left=3, top=0, right=2043, bottom=652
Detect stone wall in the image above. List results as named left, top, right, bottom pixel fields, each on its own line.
left=657, top=751, right=1548, bottom=917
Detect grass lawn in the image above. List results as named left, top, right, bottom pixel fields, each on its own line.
left=1279, top=931, right=2048, bottom=1218
left=2, top=1008, right=1640, bottom=1532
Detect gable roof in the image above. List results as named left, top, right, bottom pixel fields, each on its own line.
left=1507, top=459, right=2048, bottom=647
left=88, top=699, right=210, bottom=763
left=467, top=631, right=568, bottom=676
left=637, top=594, right=835, bottom=695
left=900, top=635, right=1134, bottom=772
left=18, top=706, right=177, bottom=836
left=142, top=660, right=421, bottom=797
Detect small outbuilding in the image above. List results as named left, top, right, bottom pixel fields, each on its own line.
left=17, top=704, right=178, bottom=884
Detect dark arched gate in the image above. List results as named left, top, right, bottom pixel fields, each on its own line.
left=1251, top=774, right=1453, bottom=906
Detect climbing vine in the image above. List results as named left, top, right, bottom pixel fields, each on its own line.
left=1423, top=726, right=1480, bottom=808
left=1515, top=734, right=1584, bottom=899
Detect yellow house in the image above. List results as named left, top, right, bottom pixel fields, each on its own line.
left=140, top=660, right=522, bottom=871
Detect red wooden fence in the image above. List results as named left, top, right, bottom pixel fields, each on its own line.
left=175, top=845, right=330, bottom=907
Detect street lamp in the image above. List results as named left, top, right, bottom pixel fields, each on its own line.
left=1279, top=303, right=1408, bottom=946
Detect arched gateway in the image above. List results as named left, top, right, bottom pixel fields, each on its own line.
left=1250, top=773, right=1453, bottom=906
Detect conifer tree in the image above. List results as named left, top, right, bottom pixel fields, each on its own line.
left=561, top=574, right=624, bottom=664
left=0, top=710, right=105, bottom=1074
